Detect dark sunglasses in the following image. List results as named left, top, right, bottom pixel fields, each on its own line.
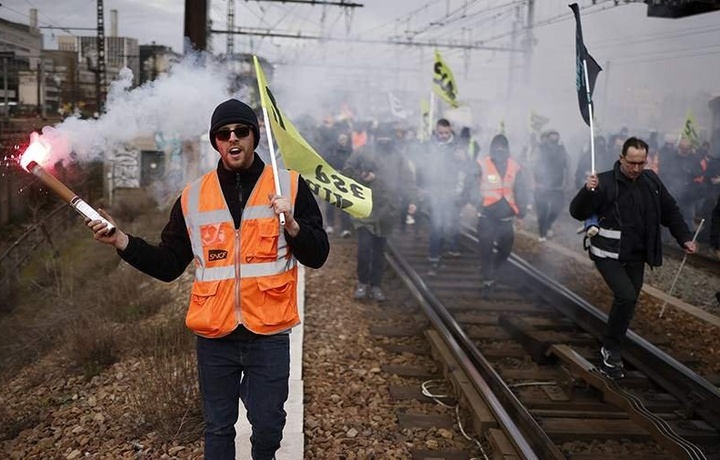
left=215, top=126, right=251, bottom=141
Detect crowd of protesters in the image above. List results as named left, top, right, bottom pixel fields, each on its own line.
left=299, top=110, right=719, bottom=304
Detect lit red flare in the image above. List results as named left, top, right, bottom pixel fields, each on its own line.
left=19, top=132, right=52, bottom=172
left=19, top=132, right=116, bottom=235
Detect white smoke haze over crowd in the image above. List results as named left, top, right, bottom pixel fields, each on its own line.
left=3, top=0, right=718, bottom=165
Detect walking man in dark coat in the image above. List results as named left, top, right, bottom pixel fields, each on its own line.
left=570, top=137, right=696, bottom=379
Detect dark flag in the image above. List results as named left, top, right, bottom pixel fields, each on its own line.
left=570, top=3, right=602, bottom=127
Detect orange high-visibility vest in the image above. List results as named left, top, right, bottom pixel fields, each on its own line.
left=479, top=156, right=520, bottom=215
left=181, top=166, right=299, bottom=338
left=352, top=131, right=367, bottom=150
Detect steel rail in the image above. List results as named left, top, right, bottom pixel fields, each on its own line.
left=507, top=253, right=720, bottom=431
left=457, top=225, right=720, bottom=429
left=386, top=242, right=559, bottom=459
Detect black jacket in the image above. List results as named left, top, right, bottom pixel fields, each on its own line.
left=119, top=154, right=329, bottom=281
left=534, top=142, right=569, bottom=190
left=569, top=161, right=691, bottom=266
left=711, top=192, right=720, bottom=250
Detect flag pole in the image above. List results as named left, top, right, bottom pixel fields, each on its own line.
left=429, top=91, right=436, bottom=139
left=658, top=219, right=704, bottom=318
left=583, top=59, right=596, bottom=174
left=259, top=106, right=286, bottom=226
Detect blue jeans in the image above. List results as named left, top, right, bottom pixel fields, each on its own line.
left=428, top=198, right=459, bottom=260
left=196, top=332, right=290, bottom=460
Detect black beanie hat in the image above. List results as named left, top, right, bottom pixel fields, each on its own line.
left=209, top=99, right=260, bottom=151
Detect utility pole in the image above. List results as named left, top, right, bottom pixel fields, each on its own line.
left=506, top=5, right=522, bottom=106
left=36, top=60, right=45, bottom=118
left=96, top=0, right=107, bottom=113
left=184, top=0, right=208, bottom=52
left=0, top=51, right=14, bottom=118
left=227, top=0, right=235, bottom=56
left=523, top=0, right=535, bottom=84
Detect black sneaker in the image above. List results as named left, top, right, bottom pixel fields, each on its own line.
left=715, top=291, right=720, bottom=306
left=480, top=279, right=495, bottom=296
left=599, top=346, right=625, bottom=379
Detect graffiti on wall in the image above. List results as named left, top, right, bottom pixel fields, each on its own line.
left=111, top=145, right=140, bottom=188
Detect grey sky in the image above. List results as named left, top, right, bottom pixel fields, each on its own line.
left=2, top=1, right=719, bottom=141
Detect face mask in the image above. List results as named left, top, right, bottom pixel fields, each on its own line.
left=491, top=148, right=509, bottom=160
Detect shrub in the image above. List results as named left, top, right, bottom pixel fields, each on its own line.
left=63, top=316, right=121, bottom=379
left=128, top=353, right=203, bottom=443
left=0, top=404, right=40, bottom=442
left=94, top=266, right=168, bottom=323
left=126, top=316, right=202, bottom=443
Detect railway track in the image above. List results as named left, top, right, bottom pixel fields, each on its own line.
left=384, top=229, right=720, bottom=459
left=663, top=242, right=720, bottom=276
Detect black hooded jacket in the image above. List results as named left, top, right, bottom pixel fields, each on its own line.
left=569, top=161, right=691, bottom=266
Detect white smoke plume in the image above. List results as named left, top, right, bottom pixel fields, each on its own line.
left=39, top=54, right=233, bottom=162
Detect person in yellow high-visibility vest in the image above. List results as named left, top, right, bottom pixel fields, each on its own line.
left=87, top=98, right=329, bottom=460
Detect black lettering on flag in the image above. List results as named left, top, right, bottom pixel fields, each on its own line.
left=265, top=86, right=287, bottom=130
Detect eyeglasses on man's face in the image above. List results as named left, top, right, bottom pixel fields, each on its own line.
left=215, top=126, right=252, bottom=141
left=621, top=157, right=647, bottom=167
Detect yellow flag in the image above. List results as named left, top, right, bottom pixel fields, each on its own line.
left=432, top=50, right=459, bottom=108
left=529, top=110, right=550, bottom=133
left=681, top=109, right=700, bottom=148
left=253, top=56, right=372, bottom=218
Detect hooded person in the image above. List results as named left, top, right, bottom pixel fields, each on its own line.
left=86, top=98, right=329, bottom=460
left=469, top=134, right=529, bottom=289
left=533, top=129, right=569, bottom=241
left=343, top=122, right=417, bottom=301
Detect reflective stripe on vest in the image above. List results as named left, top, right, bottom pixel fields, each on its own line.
left=184, top=169, right=294, bottom=282
left=479, top=156, right=520, bottom=215
left=589, top=245, right=619, bottom=259
left=181, top=166, right=300, bottom=337
left=589, top=226, right=621, bottom=259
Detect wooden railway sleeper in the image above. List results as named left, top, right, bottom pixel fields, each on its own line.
left=549, top=344, right=709, bottom=460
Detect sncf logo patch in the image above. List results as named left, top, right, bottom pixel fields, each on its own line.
left=208, top=249, right=228, bottom=261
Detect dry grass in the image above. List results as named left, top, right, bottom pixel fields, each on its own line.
left=0, top=195, right=204, bottom=444
left=128, top=353, right=204, bottom=443
left=63, top=315, right=122, bottom=379
left=126, top=313, right=203, bottom=442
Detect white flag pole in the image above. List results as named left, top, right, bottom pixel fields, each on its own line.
left=582, top=59, right=596, bottom=175
left=260, top=106, right=286, bottom=226
left=429, top=91, right=436, bottom=139
left=658, top=219, right=704, bottom=318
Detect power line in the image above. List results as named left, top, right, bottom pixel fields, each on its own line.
left=210, top=26, right=520, bottom=51
left=243, top=0, right=363, bottom=6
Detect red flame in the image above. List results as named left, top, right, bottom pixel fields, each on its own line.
left=19, top=132, right=52, bottom=171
